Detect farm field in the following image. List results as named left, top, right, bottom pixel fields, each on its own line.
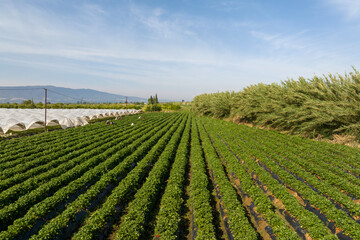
left=1, top=112, right=360, bottom=239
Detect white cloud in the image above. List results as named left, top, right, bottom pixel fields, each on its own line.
left=0, top=1, right=223, bottom=66
left=327, top=0, right=360, bottom=19
left=128, top=3, right=199, bottom=41
left=250, top=30, right=311, bottom=51
left=83, top=3, right=106, bottom=16
left=208, top=1, right=249, bottom=11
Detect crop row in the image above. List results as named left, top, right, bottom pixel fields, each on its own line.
left=205, top=117, right=360, bottom=239
left=0, top=112, right=140, bottom=155
left=152, top=115, right=191, bottom=239
left=0, top=116, right=146, bottom=181
left=29, top=114, right=188, bottom=240
left=0, top=116, right=120, bottom=160
left=187, top=117, right=216, bottom=239
left=0, top=125, right=106, bottom=168
left=71, top=114, right=188, bottom=240
left=199, top=118, right=300, bottom=239
left=2, top=112, right=360, bottom=239
left=0, top=113, right=181, bottom=239
left=197, top=118, right=259, bottom=239
left=0, top=114, right=171, bottom=210
left=0, top=115, right=166, bottom=191
left=114, top=114, right=189, bottom=239
left=251, top=127, right=360, bottom=172
left=235, top=125, right=360, bottom=217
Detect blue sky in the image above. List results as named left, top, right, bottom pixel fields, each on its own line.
left=0, top=0, right=360, bottom=101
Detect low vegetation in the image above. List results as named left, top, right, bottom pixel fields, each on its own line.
left=192, top=68, right=360, bottom=142
left=1, top=112, right=360, bottom=239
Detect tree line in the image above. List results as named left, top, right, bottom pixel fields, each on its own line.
left=192, top=68, right=360, bottom=140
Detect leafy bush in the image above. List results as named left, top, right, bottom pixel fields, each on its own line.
left=192, top=68, right=360, bottom=139
left=144, top=104, right=162, bottom=112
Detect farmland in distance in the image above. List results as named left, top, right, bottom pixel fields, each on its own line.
left=1, top=112, right=360, bottom=239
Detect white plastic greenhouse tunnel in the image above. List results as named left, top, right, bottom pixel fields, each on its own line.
left=0, top=108, right=141, bottom=134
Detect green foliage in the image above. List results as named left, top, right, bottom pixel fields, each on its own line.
left=145, top=94, right=162, bottom=112
left=115, top=114, right=188, bottom=239
left=197, top=118, right=259, bottom=239
left=192, top=68, right=360, bottom=139
left=153, top=116, right=191, bottom=239
left=148, top=94, right=159, bottom=105
left=192, top=91, right=236, bottom=118
left=187, top=117, right=216, bottom=239
left=161, top=102, right=181, bottom=111
left=2, top=113, right=360, bottom=239
left=0, top=113, right=181, bottom=240
left=201, top=117, right=300, bottom=239
left=144, top=104, right=162, bottom=112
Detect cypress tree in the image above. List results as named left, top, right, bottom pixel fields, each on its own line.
left=148, top=96, right=153, bottom=105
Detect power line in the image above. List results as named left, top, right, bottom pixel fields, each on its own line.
left=0, top=88, right=85, bottom=102
left=0, top=88, right=45, bottom=103
left=47, top=89, right=84, bottom=102
left=0, top=87, right=88, bottom=134
left=0, top=87, right=45, bottom=90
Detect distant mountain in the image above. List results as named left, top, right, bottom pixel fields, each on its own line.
left=0, top=86, right=148, bottom=103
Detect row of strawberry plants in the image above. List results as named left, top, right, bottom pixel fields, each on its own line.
left=205, top=118, right=336, bottom=239
left=233, top=124, right=360, bottom=200
left=152, top=115, right=191, bottom=239
left=247, top=127, right=360, bottom=201
left=0, top=129, right=91, bottom=167
left=0, top=114, right=170, bottom=209
left=0, top=135, right=120, bottom=212
left=187, top=117, right=216, bottom=239
left=258, top=128, right=360, bottom=175
left=29, top=113, right=188, bottom=240
left=0, top=113, right=162, bottom=183
left=113, top=114, right=189, bottom=239
left=72, top=114, right=189, bottom=240
left=249, top=126, right=360, bottom=171
left=0, top=131, right=117, bottom=192
left=0, top=114, right=178, bottom=222
left=0, top=117, right=117, bottom=162
left=0, top=112, right=142, bottom=159
left=0, top=113, right=182, bottom=239
left=273, top=137, right=360, bottom=182
left=231, top=125, right=360, bottom=218
left=0, top=112, right=137, bottom=152
left=201, top=118, right=299, bottom=239
left=218, top=121, right=360, bottom=239
left=224, top=121, right=360, bottom=181
left=0, top=115, right=165, bottom=192
left=0, top=112, right=158, bottom=168
left=197, top=118, right=259, bottom=239
left=0, top=124, right=124, bottom=178
left=274, top=130, right=360, bottom=163
left=0, top=140, right=123, bottom=233
left=0, top=126, right=83, bottom=156
left=0, top=112, right=143, bottom=163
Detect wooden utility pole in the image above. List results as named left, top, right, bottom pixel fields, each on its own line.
left=44, top=88, right=47, bottom=132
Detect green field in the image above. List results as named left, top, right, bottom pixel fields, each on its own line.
left=1, top=112, right=360, bottom=239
